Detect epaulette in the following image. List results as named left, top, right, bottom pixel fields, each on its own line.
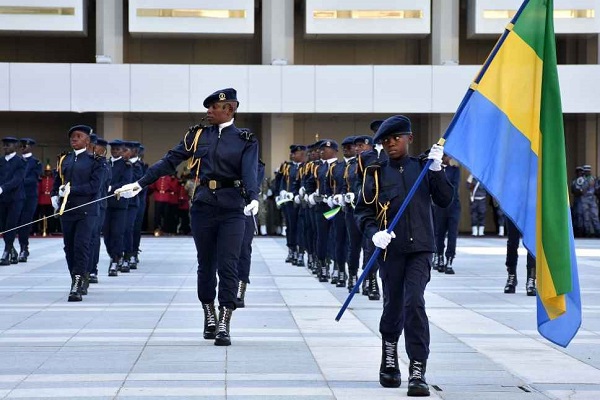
left=239, top=128, right=256, bottom=142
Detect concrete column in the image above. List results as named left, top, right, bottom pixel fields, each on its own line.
left=262, top=115, right=294, bottom=178
left=96, top=113, right=125, bottom=142
left=96, top=0, right=124, bottom=64
left=262, top=0, right=294, bottom=65
left=431, top=0, right=459, bottom=65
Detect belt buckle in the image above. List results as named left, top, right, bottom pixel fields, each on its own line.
left=208, top=180, right=218, bottom=190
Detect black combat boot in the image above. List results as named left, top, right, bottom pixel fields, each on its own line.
left=134, top=253, right=140, bottom=266
left=89, top=273, right=99, bottom=284
left=108, top=258, right=118, bottom=277
left=435, top=254, right=445, bottom=273
left=296, top=251, right=305, bottom=267
left=81, top=273, right=90, bottom=296
left=504, top=274, right=517, bottom=293
left=18, top=247, right=29, bottom=263
left=318, top=260, right=328, bottom=282
left=444, top=256, right=455, bottom=275
left=285, top=248, right=294, bottom=263
left=336, top=270, right=346, bottom=288
left=0, top=250, right=9, bottom=266
left=379, top=339, right=401, bottom=388
left=202, top=302, right=217, bottom=340
left=235, top=281, right=247, bottom=308
left=307, top=254, right=313, bottom=270
left=68, top=275, right=83, bottom=302
left=128, top=254, right=137, bottom=270
left=407, top=360, right=430, bottom=397
left=348, top=274, right=357, bottom=292
left=368, top=273, right=380, bottom=301
left=120, top=256, right=130, bottom=273
left=325, top=259, right=332, bottom=279
left=214, top=307, right=233, bottom=346
left=116, top=256, right=124, bottom=272
left=9, top=247, right=18, bottom=264
left=311, top=258, right=319, bottom=275
left=526, top=266, right=536, bottom=296
left=362, top=274, right=370, bottom=296
left=331, top=263, right=339, bottom=285
left=291, top=250, right=298, bottom=265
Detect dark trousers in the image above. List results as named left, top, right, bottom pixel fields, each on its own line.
left=379, top=251, right=431, bottom=361
left=133, top=198, right=145, bottom=253
left=0, top=201, right=23, bottom=251
left=309, top=206, right=319, bottom=255
left=362, top=237, right=379, bottom=274
left=505, top=219, right=535, bottom=275
left=283, top=203, right=298, bottom=249
left=345, top=209, right=362, bottom=275
left=154, top=201, right=169, bottom=231
left=89, top=208, right=106, bottom=275
left=123, top=206, right=138, bottom=255
left=302, top=207, right=314, bottom=254
left=167, top=204, right=179, bottom=233
left=315, top=204, right=333, bottom=260
left=434, top=204, right=460, bottom=258
left=17, top=196, right=38, bottom=249
left=191, top=203, right=245, bottom=309
left=103, top=208, right=127, bottom=259
left=237, top=215, right=256, bottom=284
left=38, top=204, right=60, bottom=234
left=61, top=215, right=94, bottom=276
left=333, top=211, right=347, bottom=267
left=470, top=198, right=486, bottom=226
left=178, top=208, right=191, bottom=234
left=296, top=207, right=306, bottom=252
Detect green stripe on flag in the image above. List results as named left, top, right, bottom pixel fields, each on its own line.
left=512, top=0, right=546, bottom=59
left=323, top=206, right=341, bottom=220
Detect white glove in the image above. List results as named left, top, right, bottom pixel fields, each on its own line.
left=279, top=190, right=287, bottom=197
left=244, top=199, right=259, bottom=216
left=428, top=144, right=444, bottom=171
left=294, top=195, right=301, bottom=204
left=262, top=194, right=267, bottom=200
left=267, top=189, right=273, bottom=197
left=58, top=184, right=70, bottom=198
left=372, top=230, right=396, bottom=249
left=333, top=194, right=344, bottom=206
left=51, top=195, right=60, bottom=210
left=115, top=182, right=142, bottom=199
left=0, top=187, right=3, bottom=196
left=303, top=194, right=309, bottom=203
left=315, top=188, right=320, bottom=196
left=344, top=192, right=355, bottom=204
left=284, top=192, right=294, bottom=201
left=308, top=193, right=317, bottom=206
left=299, top=186, right=306, bottom=196
left=275, top=195, right=281, bottom=203
left=108, top=185, right=112, bottom=192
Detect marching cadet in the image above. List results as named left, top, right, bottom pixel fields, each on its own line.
left=116, top=88, right=259, bottom=347
left=433, top=154, right=461, bottom=274
left=466, top=174, right=487, bottom=236
left=104, top=140, right=132, bottom=276
left=0, top=137, right=26, bottom=265
left=51, top=125, right=105, bottom=301
left=122, top=141, right=144, bottom=269
left=274, top=157, right=292, bottom=261
left=132, top=145, right=148, bottom=265
left=503, top=218, right=536, bottom=295
left=89, top=137, right=110, bottom=284
left=299, top=143, right=320, bottom=272
left=280, top=145, right=306, bottom=266
left=236, top=159, right=265, bottom=308
left=38, top=163, right=56, bottom=236
left=307, top=140, right=339, bottom=282
left=17, top=138, right=42, bottom=262
left=329, top=136, right=357, bottom=287
left=355, top=115, right=453, bottom=396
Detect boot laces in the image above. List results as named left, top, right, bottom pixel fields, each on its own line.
left=411, top=361, right=424, bottom=380
left=370, top=276, right=378, bottom=292
left=72, top=275, right=81, bottom=291
left=237, top=281, right=246, bottom=298
left=218, top=309, right=231, bottom=332
left=526, top=277, right=535, bottom=288
left=384, top=341, right=397, bottom=369
left=203, top=304, right=216, bottom=326
left=506, top=274, right=517, bottom=287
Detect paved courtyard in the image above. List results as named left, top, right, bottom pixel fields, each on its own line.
left=0, top=236, right=599, bottom=399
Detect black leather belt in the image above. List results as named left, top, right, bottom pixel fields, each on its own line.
left=200, top=179, right=242, bottom=190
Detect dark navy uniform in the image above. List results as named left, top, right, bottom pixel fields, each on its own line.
left=17, top=138, right=42, bottom=261
left=0, top=137, right=26, bottom=264
left=354, top=115, right=453, bottom=395
left=433, top=162, right=461, bottom=273
left=330, top=150, right=351, bottom=286
left=89, top=138, right=110, bottom=282
left=52, top=126, right=105, bottom=301
left=123, top=142, right=144, bottom=269
left=132, top=149, right=148, bottom=264
left=103, top=140, right=132, bottom=275
left=504, top=218, right=536, bottom=295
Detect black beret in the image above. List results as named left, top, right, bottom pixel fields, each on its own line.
left=289, top=144, right=307, bottom=153
left=353, top=135, right=373, bottom=145
left=319, top=139, right=339, bottom=151
left=122, top=141, right=141, bottom=149
left=341, top=136, right=356, bottom=146
left=139, top=144, right=145, bottom=152
left=203, top=88, right=239, bottom=108
left=68, top=125, right=93, bottom=137
left=96, top=138, right=108, bottom=147
left=89, top=133, right=98, bottom=145
left=369, top=120, right=384, bottom=134
left=108, top=139, right=124, bottom=147
left=20, top=138, right=36, bottom=146
left=373, top=115, right=412, bottom=144
left=1, top=136, right=19, bottom=143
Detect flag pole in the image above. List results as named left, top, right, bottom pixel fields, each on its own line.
left=335, top=1, right=533, bottom=322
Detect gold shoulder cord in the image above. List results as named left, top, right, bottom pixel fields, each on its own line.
left=328, top=162, right=336, bottom=194
left=314, top=163, right=320, bottom=193
left=361, top=165, right=390, bottom=259
left=183, top=127, right=204, bottom=187
left=343, top=163, right=352, bottom=191
left=284, top=164, right=291, bottom=191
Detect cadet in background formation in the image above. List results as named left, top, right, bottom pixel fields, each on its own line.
left=466, top=174, right=487, bottom=236
left=17, top=138, right=42, bottom=262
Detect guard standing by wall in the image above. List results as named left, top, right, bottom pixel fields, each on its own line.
left=117, top=88, right=259, bottom=347
left=0, top=137, right=26, bottom=265
left=51, top=125, right=105, bottom=301
left=17, top=138, right=42, bottom=262
left=355, top=115, right=453, bottom=396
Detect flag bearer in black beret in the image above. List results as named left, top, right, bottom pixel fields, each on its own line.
left=355, top=115, right=453, bottom=396
left=16, top=138, right=42, bottom=262
left=0, top=137, right=26, bottom=265
left=51, top=126, right=105, bottom=301
left=116, top=88, right=259, bottom=346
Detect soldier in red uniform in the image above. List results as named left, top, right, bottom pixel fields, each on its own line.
left=37, top=164, right=59, bottom=235
left=149, top=175, right=172, bottom=236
